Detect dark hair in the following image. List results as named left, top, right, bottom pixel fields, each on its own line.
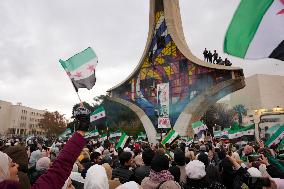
left=179, top=143, right=186, bottom=152
left=165, top=143, right=170, bottom=149
left=198, top=152, right=209, bottom=167
left=101, top=155, right=112, bottom=166
left=119, top=152, right=132, bottom=166
left=151, top=154, right=169, bottom=172
left=142, top=147, right=155, bottom=166
left=206, top=164, right=221, bottom=183
left=218, top=150, right=226, bottom=160
left=174, top=148, right=185, bottom=166
left=90, top=151, right=101, bottom=162
left=169, top=166, right=180, bottom=183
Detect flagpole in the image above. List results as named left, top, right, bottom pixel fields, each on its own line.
left=76, top=91, right=82, bottom=102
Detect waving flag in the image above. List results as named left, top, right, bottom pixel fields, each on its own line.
left=192, top=121, right=207, bottom=134
left=266, top=126, right=284, bottom=147
left=59, top=47, right=98, bottom=91
left=90, top=106, right=106, bottom=122
left=116, top=133, right=129, bottom=149
left=161, top=130, right=179, bottom=145
left=224, top=0, right=284, bottom=61
left=99, top=133, right=108, bottom=142
left=85, top=129, right=99, bottom=139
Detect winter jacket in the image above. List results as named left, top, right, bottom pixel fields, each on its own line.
left=112, top=166, right=134, bottom=184
left=0, top=132, right=86, bottom=189
left=267, top=164, right=284, bottom=179
left=183, top=178, right=226, bottom=189
left=134, top=165, right=151, bottom=184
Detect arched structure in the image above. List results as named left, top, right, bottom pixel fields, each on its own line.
left=107, top=0, right=245, bottom=144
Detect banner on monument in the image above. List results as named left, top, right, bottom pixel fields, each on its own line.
left=157, top=83, right=171, bottom=128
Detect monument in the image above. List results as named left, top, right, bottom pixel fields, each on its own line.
left=107, top=0, right=245, bottom=143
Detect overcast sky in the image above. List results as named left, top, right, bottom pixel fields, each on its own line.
left=0, top=0, right=283, bottom=118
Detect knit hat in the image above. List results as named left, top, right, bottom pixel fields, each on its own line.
left=3, top=145, right=28, bottom=170
left=247, top=167, right=262, bottom=177
left=185, top=160, right=206, bottom=179
left=151, top=154, right=169, bottom=172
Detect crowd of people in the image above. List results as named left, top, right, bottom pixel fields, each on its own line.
left=203, top=48, right=232, bottom=66
left=0, top=107, right=284, bottom=189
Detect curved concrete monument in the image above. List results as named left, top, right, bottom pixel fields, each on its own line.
left=107, top=0, right=245, bottom=144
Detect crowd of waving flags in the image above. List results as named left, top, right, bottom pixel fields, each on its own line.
left=224, top=0, right=284, bottom=61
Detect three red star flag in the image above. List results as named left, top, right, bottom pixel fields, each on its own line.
left=59, top=47, right=98, bottom=91
left=224, top=0, right=284, bottom=61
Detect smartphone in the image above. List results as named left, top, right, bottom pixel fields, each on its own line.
left=248, top=177, right=271, bottom=189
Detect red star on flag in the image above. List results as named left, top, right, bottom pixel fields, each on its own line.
left=277, top=0, right=284, bottom=15
left=87, top=65, right=95, bottom=72
left=75, top=71, right=82, bottom=78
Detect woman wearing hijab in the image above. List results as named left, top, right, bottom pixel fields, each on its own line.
left=0, top=106, right=89, bottom=189
left=141, top=154, right=181, bottom=189
left=116, top=181, right=141, bottom=189
left=84, top=164, right=109, bottom=189
left=30, top=157, right=51, bottom=184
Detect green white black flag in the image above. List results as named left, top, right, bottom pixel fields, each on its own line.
left=59, top=47, right=98, bottom=91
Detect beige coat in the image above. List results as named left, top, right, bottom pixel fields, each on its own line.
left=102, top=163, right=121, bottom=189
left=141, top=177, right=181, bottom=189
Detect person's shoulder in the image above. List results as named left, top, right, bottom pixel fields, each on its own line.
left=140, top=177, right=150, bottom=186
left=160, top=180, right=181, bottom=189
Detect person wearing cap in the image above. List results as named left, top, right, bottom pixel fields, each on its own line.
left=141, top=154, right=181, bottom=189
left=0, top=105, right=89, bottom=189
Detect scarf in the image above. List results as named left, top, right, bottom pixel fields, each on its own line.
left=149, top=170, right=174, bottom=182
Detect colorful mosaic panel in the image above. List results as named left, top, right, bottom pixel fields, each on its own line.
left=113, top=10, right=232, bottom=128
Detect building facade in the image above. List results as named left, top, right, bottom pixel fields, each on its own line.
left=0, top=100, right=46, bottom=136
left=230, top=74, right=284, bottom=111
left=228, top=74, right=284, bottom=136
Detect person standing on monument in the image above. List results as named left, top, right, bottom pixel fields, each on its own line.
left=207, top=51, right=213, bottom=63
left=213, top=50, right=218, bottom=64
left=203, top=48, right=208, bottom=62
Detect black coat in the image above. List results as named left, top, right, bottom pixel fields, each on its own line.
left=134, top=165, right=151, bottom=184
left=112, top=166, right=134, bottom=184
